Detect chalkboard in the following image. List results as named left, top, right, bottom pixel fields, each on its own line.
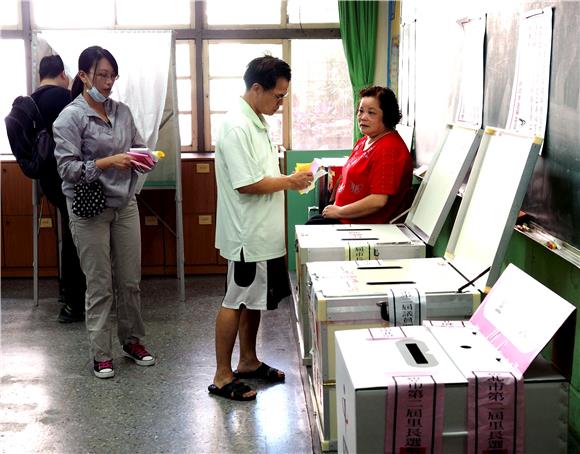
left=413, top=1, right=579, bottom=250
left=484, top=1, right=580, bottom=249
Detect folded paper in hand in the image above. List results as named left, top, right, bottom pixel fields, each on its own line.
left=128, top=148, right=155, bottom=171
left=297, top=159, right=328, bottom=195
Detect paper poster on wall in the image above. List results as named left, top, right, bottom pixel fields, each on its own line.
left=506, top=8, right=553, bottom=140
left=455, top=16, right=485, bottom=127
left=398, top=20, right=416, bottom=127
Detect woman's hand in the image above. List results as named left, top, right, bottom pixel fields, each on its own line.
left=96, top=153, right=134, bottom=170
left=322, top=204, right=342, bottom=219
left=325, top=194, right=389, bottom=220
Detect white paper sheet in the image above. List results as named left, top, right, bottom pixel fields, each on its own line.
left=506, top=8, right=553, bottom=140
left=455, top=16, right=485, bottom=127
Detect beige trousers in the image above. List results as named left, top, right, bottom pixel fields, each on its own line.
left=68, top=197, right=145, bottom=361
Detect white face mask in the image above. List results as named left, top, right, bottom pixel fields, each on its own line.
left=87, top=84, right=108, bottom=103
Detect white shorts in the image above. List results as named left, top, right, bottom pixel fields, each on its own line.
left=222, top=255, right=291, bottom=311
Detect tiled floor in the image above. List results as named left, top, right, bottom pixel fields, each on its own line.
left=1, top=276, right=579, bottom=453
left=1, top=276, right=315, bottom=454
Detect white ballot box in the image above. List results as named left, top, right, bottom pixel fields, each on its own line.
left=306, top=128, right=543, bottom=450
left=336, top=264, right=575, bottom=454
left=295, top=123, right=483, bottom=365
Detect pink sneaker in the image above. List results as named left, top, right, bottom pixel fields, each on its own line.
left=93, top=359, right=114, bottom=379
left=123, top=343, right=155, bottom=366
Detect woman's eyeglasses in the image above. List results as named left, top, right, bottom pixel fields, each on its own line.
left=94, top=72, right=119, bottom=82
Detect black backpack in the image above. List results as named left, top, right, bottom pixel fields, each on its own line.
left=4, top=95, right=55, bottom=179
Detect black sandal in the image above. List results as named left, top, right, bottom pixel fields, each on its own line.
left=208, top=379, right=256, bottom=401
left=233, top=362, right=285, bottom=383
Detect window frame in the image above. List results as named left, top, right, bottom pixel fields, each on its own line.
left=176, top=40, right=197, bottom=151
left=1, top=0, right=342, bottom=155
left=29, top=0, right=195, bottom=30
left=203, top=39, right=290, bottom=151
left=0, top=0, right=22, bottom=30
left=204, top=0, right=340, bottom=30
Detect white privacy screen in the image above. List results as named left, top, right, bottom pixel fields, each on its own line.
left=452, top=132, right=534, bottom=274
left=410, top=126, right=478, bottom=238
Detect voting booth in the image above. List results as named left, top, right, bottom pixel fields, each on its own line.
left=336, top=264, right=575, bottom=454
left=295, top=124, right=482, bottom=365
left=306, top=128, right=542, bottom=449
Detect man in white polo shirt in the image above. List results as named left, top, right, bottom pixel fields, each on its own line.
left=210, top=56, right=313, bottom=401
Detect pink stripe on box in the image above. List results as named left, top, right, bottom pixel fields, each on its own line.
left=384, top=375, right=444, bottom=454
left=467, top=371, right=524, bottom=454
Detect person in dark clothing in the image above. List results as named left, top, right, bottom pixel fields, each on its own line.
left=32, top=55, right=86, bottom=323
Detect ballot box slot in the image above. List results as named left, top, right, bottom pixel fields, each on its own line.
left=357, top=265, right=403, bottom=270
left=340, top=238, right=379, bottom=241
left=395, top=338, right=438, bottom=367
left=366, top=281, right=415, bottom=285
left=405, top=343, right=429, bottom=364
left=336, top=228, right=372, bottom=231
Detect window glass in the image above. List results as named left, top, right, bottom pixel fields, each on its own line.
left=0, top=0, right=19, bottom=27
left=176, top=79, right=192, bottom=111
left=291, top=39, right=353, bottom=150
left=209, top=79, right=245, bottom=112
left=32, top=0, right=115, bottom=28
left=287, top=0, right=339, bottom=24
left=176, top=41, right=195, bottom=149
left=209, top=43, right=282, bottom=77
left=175, top=42, right=191, bottom=78
left=206, top=0, right=281, bottom=26
left=207, top=42, right=284, bottom=147
left=116, top=0, right=191, bottom=26
left=178, top=113, right=192, bottom=147
left=0, top=40, right=26, bottom=156
left=264, top=114, right=283, bottom=145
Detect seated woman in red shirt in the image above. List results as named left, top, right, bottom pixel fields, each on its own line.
left=311, top=86, right=413, bottom=224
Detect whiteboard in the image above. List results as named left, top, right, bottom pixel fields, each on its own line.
left=406, top=124, right=480, bottom=244
left=448, top=129, right=540, bottom=287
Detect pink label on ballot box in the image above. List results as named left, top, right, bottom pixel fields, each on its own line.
left=384, top=376, right=444, bottom=454
left=423, top=320, right=469, bottom=328
left=368, top=327, right=407, bottom=340
left=467, top=371, right=524, bottom=454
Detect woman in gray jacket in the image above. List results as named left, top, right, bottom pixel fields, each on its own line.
left=54, top=46, right=156, bottom=379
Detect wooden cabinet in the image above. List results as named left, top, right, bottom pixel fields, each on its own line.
left=138, top=189, right=166, bottom=275
left=2, top=163, right=33, bottom=215
left=181, top=161, right=216, bottom=214
left=1, top=161, right=59, bottom=277
left=181, top=158, right=224, bottom=274
left=1, top=157, right=226, bottom=277
left=139, top=156, right=224, bottom=275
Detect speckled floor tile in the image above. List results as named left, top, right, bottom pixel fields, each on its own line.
left=1, top=276, right=315, bottom=454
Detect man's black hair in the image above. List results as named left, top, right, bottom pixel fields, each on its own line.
left=39, top=55, right=65, bottom=80
left=243, top=55, right=291, bottom=91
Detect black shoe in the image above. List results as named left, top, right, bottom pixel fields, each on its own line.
left=58, top=305, right=85, bottom=323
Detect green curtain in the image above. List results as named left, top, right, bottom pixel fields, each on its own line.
left=338, top=0, right=379, bottom=143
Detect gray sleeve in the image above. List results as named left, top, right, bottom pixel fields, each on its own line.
left=53, top=108, right=102, bottom=184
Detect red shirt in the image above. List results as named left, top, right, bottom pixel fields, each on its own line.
left=334, top=131, right=413, bottom=224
